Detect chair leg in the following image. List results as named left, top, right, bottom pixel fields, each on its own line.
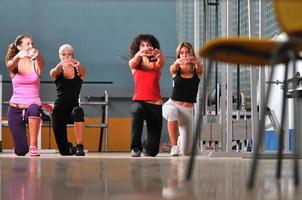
left=276, top=62, right=289, bottom=179
left=294, top=96, right=302, bottom=186
left=289, top=51, right=300, bottom=186
left=294, top=131, right=300, bottom=186
left=247, top=89, right=271, bottom=188
left=186, top=59, right=213, bottom=181
left=247, top=60, right=279, bottom=189
left=294, top=108, right=300, bottom=186
left=247, top=41, right=291, bottom=189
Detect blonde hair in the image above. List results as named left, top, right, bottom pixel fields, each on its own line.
left=59, top=44, right=74, bottom=55
left=175, top=42, right=196, bottom=59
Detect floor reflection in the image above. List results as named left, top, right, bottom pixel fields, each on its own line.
left=0, top=154, right=301, bottom=200
left=161, top=157, right=302, bottom=200
left=162, top=159, right=193, bottom=200
left=2, top=158, right=47, bottom=200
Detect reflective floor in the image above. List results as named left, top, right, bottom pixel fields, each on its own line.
left=0, top=153, right=301, bottom=200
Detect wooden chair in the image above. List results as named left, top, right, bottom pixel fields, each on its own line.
left=187, top=0, right=302, bottom=188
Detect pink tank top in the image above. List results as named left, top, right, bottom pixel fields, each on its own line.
left=10, top=71, right=41, bottom=106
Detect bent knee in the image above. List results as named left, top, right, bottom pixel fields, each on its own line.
left=15, top=149, right=29, bottom=156
left=27, top=104, right=41, bottom=117
left=72, top=107, right=84, bottom=122
left=162, top=104, right=178, bottom=121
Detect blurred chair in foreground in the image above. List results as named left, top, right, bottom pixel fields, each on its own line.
left=187, top=0, right=302, bottom=189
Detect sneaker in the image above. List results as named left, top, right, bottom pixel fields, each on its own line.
left=131, top=148, right=141, bottom=157
left=75, top=144, right=85, bottom=156
left=170, top=146, right=179, bottom=156
left=29, top=146, right=40, bottom=157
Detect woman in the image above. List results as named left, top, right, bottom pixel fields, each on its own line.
left=50, top=44, right=86, bottom=156
left=5, top=34, right=44, bottom=156
left=128, top=34, right=165, bottom=157
left=163, top=42, right=203, bottom=156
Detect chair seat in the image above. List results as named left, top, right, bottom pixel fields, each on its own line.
left=274, top=0, right=302, bottom=37
left=199, top=36, right=302, bottom=66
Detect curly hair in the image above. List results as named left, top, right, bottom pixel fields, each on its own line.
left=175, top=42, right=196, bottom=59
left=5, top=34, right=32, bottom=64
left=129, top=34, right=160, bottom=58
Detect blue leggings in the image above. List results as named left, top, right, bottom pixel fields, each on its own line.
left=7, top=104, right=41, bottom=156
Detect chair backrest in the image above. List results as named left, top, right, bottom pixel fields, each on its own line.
left=273, top=0, right=302, bottom=36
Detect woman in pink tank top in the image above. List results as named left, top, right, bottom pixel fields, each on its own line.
left=5, top=34, right=44, bottom=156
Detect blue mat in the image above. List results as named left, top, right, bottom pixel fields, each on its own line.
left=264, top=130, right=295, bottom=151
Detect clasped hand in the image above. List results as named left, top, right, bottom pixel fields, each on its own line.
left=176, top=56, right=199, bottom=65
left=60, top=59, right=81, bottom=74
left=17, top=48, right=39, bottom=61
left=138, top=47, right=161, bottom=60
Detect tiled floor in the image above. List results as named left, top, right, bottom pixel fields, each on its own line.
left=0, top=152, right=301, bottom=200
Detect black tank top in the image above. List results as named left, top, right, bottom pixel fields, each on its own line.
left=170, top=69, right=200, bottom=103
left=55, top=67, right=82, bottom=106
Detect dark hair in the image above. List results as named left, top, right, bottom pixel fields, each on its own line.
left=129, top=34, right=160, bottom=58
left=5, top=34, right=32, bottom=64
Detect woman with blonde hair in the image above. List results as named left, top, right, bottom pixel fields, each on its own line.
left=50, top=44, right=86, bottom=156
left=163, top=42, right=203, bottom=156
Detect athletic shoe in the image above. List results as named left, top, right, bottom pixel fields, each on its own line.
left=29, top=146, right=40, bottom=157
left=170, top=146, right=179, bottom=156
left=75, top=144, right=85, bottom=156
left=131, top=147, right=141, bottom=157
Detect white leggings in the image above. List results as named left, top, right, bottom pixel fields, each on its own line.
left=162, top=99, right=193, bottom=155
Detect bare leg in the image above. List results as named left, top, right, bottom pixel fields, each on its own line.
left=74, top=122, right=84, bottom=144
left=28, top=117, right=40, bottom=147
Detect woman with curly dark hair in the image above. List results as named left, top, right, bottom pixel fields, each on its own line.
left=128, top=34, right=165, bottom=157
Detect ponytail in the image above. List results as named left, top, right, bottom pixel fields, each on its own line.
left=4, top=34, right=32, bottom=64
left=5, top=43, right=18, bottom=64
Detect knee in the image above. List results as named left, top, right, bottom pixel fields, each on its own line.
left=72, top=107, right=84, bottom=122
left=162, top=104, right=178, bottom=121
left=60, top=143, right=75, bottom=156
left=145, top=149, right=159, bottom=157
left=15, top=153, right=27, bottom=156
left=27, top=104, right=41, bottom=117
left=15, top=148, right=29, bottom=156
left=144, top=145, right=160, bottom=157
left=60, top=152, right=71, bottom=156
